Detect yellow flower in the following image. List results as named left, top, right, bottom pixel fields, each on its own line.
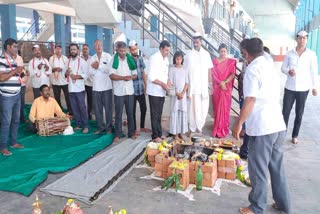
left=158, top=144, right=163, bottom=151
left=120, top=209, right=127, bottom=214
left=235, top=155, right=240, bottom=160
left=217, top=153, right=222, bottom=160
left=162, top=140, right=168, bottom=147
left=239, top=165, right=244, bottom=171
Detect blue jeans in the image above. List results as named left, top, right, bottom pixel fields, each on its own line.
left=0, top=93, right=21, bottom=150
left=69, top=91, right=88, bottom=128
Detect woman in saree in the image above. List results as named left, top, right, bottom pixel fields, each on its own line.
left=211, top=43, right=236, bottom=138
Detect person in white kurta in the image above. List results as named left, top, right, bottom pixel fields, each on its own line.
left=28, top=45, right=52, bottom=99
left=64, top=44, right=89, bottom=133
left=184, top=33, right=213, bottom=134
left=49, top=45, right=72, bottom=114
left=81, top=44, right=94, bottom=120
left=88, top=40, right=113, bottom=134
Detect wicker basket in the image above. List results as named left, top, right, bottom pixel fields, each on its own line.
left=36, top=117, right=70, bottom=136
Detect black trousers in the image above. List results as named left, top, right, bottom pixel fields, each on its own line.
left=33, top=88, right=41, bottom=100
left=114, top=95, right=135, bottom=138
left=282, top=88, right=309, bottom=138
left=133, top=94, right=147, bottom=130
left=85, top=85, right=93, bottom=119
left=149, top=95, right=165, bottom=140
left=52, top=84, right=72, bottom=114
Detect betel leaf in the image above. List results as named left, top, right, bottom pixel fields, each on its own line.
left=162, top=172, right=182, bottom=191
left=162, top=176, right=175, bottom=190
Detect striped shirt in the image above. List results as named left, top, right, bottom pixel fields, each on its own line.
left=0, top=53, right=21, bottom=97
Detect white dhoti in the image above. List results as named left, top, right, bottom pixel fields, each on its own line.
left=188, top=94, right=209, bottom=132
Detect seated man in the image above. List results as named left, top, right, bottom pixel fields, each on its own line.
left=29, top=84, right=67, bottom=131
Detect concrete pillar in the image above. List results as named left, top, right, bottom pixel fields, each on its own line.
left=317, top=29, right=320, bottom=74
left=311, top=29, right=318, bottom=51
left=103, top=28, right=113, bottom=54
left=0, top=4, right=17, bottom=42
left=54, top=14, right=66, bottom=54
left=85, top=25, right=103, bottom=55
left=65, top=16, right=72, bottom=44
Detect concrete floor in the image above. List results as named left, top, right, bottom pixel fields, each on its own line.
left=1, top=69, right=320, bottom=214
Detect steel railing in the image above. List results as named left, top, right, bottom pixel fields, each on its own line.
left=20, top=15, right=49, bottom=41
left=118, top=0, right=241, bottom=115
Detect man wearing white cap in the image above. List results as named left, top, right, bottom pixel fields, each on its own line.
left=184, top=32, right=213, bottom=136
left=28, top=45, right=52, bottom=99
left=281, top=30, right=319, bottom=144
left=128, top=40, right=150, bottom=135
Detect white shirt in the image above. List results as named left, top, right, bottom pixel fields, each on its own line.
left=109, top=55, right=137, bottom=96
left=49, top=54, right=68, bottom=86
left=244, top=55, right=286, bottom=136
left=146, top=51, right=169, bottom=97
left=184, top=47, right=213, bottom=97
left=88, top=52, right=112, bottom=91
left=281, top=48, right=319, bottom=91
left=81, top=55, right=93, bottom=87
left=64, top=57, right=88, bottom=93
left=28, top=57, right=52, bottom=88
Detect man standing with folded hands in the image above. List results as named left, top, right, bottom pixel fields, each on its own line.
left=88, top=40, right=112, bottom=134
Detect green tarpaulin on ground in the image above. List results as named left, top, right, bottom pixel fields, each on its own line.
left=0, top=105, right=114, bottom=196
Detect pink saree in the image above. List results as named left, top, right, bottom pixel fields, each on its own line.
left=211, top=58, right=236, bottom=138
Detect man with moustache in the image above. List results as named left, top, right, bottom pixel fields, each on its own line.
left=146, top=40, right=171, bottom=142
left=28, top=44, right=52, bottom=99
left=109, top=41, right=138, bottom=143
left=65, top=43, right=89, bottom=133
left=128, top=40, right=150, bottom=136
left=233, top=38, right=291, bottom=214
left=81, top=44, right=94, bottom=120
left=0, top=38, right=24, bottom=156
left=29, top=84, right=68, bottom=133
left=184, top=32, right=213, bottom=136
left=49, top=45, right=72, bottom=114
left=88, top=40, right=112, bottom=134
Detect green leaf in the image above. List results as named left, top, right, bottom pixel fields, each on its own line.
left=162, top=176, right=175, bottom=190
left=144, top=153, right=150, bottom=166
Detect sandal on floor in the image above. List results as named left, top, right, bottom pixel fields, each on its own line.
left=239, top=207, right=255, bottom=214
